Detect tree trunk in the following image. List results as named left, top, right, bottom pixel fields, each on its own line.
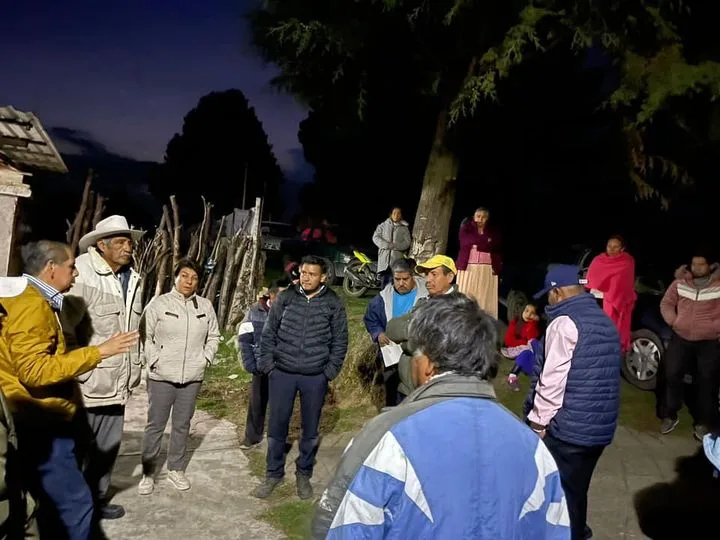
left=217, top=236, right=249, bottom=328
left=410, top=108, right=459, bottom=260
left=170, top=195, right=181, bottom=270
left=92, top=194, right=105, bottom=228
left=155, top=208, right=172, bottom=298
left=204, top=238, right=228, bottom=302
left=68, top=169, right=94, bottom=251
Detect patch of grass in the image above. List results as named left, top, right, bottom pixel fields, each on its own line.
left=494, top=356, right=692, bottom=437
left=198, top=286, right=380, bottom=538
left=330, top=289, right=384, bottom=409
left=196, top=333, right=250, bottom=426
left=261, top=500, right=314, bottom=540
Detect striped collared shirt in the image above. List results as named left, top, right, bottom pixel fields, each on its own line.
left=23, top=274, right=63, bottom=311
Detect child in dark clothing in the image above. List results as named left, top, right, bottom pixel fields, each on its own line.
left=501, top=303, right=540, bottom=391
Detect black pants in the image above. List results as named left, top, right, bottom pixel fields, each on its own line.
left=543, top=434, right=604, bottom=540
left=243, top=373, right=269, bottom=445
left=380, top=363, right=401, bottom=408
left=660, top=333, right=720, bottom=427
left=266, top=370, right=328, bottom=479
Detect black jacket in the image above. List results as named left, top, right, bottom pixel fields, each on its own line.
left=258, top=285, right=348, bottom=380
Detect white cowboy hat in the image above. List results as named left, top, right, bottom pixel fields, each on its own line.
left=78, top=215, right=145, bottom=253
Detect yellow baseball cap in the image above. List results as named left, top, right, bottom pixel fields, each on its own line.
left=416, top=255, right=457, bottom=275
left=257, top=287, right=270, bottom=299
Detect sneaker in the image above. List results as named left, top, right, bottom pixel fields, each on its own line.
left=99, top=503, right=125, bottom=520
left=296, top=473, right=313, bottom=500
left=251, top=477, right=282, bottom=499
left=240, top=440, right=261, bottom=450
left=693, top=424, right=709, bottom=442
left=167, top=470, right=191, bottom=491
left=138, top=475, right=155, bottom=496
left=660, top=417, right=679, bottom=435
left=507, top=374, right=520, bottom=392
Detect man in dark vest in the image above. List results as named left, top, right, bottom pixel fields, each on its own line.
left=524, top=265, right=621, bottom=540
left=238, top=282, right=287, bottom=449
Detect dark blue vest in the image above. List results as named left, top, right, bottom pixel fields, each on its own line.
left=526, top=293, right=621, bottom=447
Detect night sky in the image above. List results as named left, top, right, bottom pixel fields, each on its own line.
left=1, top=0, right=312, bottom=182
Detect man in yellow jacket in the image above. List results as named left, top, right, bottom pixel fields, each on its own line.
left=0, top=241, right=137, bottom=540
left=0, top=302, right=38, bottom=540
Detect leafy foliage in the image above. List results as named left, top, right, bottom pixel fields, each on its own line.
left=149, top=90, right=285, bottom=221
left=451, top=1, right=720, bottom=202
left=250, top=0, right=720, bottom=210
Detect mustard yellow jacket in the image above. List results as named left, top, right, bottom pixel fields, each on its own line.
left=0, top=285, right=101, bottom=420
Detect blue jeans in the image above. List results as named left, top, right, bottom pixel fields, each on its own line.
left=266, top=370, right=328, bottom=478
left=17, top=423, right=94, bottom=540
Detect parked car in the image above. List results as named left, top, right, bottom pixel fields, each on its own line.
left=261, top=221, right=295, bottom=252
left=577, top=248, right=672, bottom=391
left=498, top=248, right=673, bottom=391
left=279, top=238, right=359, bottom=285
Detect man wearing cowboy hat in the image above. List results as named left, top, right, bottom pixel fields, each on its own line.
left=61, top=215, right=145, bottom=521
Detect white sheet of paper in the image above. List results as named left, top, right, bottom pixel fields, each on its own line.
left=381, top=341, right=403, bottom=368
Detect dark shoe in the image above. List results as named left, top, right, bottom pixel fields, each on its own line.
left=693, top=424, right=709, bottom=441
left=251, top=477, right=281, bottom=499
left=99, top=503, right=125, bottom=520
left=583, top=524, right=593, bottom=539
left=296, top=473, right=313, bottom=500
left=660, top=417, right=679, bottom=435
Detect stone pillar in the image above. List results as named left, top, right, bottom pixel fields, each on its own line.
left=0, top=167, right=31, bottom=277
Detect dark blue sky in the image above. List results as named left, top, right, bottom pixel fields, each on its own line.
left=1, top=0, right=312, bottom=182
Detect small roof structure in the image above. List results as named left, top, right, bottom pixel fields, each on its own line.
left=0, top=106, right=68, bottom=173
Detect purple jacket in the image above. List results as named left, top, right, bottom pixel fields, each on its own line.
left=456, top=218, right=502, bottom=275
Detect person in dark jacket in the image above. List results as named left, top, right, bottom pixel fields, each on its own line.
left=0, top=299, right=38, bottom=540
left=252, top=256, right=348, bottom=500
left=238, top=283, right=287, bottom=449
left=363, top=259, right=427, bottom=406
left=524, top=265, right=621, bottom=540
left=313, top=295, right=569, bottom=539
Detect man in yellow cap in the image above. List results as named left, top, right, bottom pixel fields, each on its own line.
left=386, top=255, right=459, bottom=400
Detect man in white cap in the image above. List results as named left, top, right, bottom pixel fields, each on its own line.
left=61, top=215, right=145, bottom=521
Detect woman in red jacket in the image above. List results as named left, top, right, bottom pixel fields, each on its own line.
left=501, top=303, right=540, bottom=391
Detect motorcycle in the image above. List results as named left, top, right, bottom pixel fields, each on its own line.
left=342, top=251, right=383, bottom=297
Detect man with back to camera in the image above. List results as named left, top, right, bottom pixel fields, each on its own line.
left=252, top=256, right=348, bottom=500
left=313, top=294, right=570, bottom=539
left=525, top=264, right=621, bottom=540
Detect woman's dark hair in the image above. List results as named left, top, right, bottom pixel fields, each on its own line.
left=514, top=302, right=536, bottom=339
left=608, top=234, right=626, bottom=248
left=408, top=294, right=498, bottom=380
left=174, top=258, right=201, bottom=278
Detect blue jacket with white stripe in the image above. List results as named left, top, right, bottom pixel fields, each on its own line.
left=313, top=374, right=570, bottom=539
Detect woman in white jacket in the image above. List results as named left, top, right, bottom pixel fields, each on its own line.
left=138, top=259, right=220, bottom=495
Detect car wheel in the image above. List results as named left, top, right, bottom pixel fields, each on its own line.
left=622, top=329, right=663, bottom=391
